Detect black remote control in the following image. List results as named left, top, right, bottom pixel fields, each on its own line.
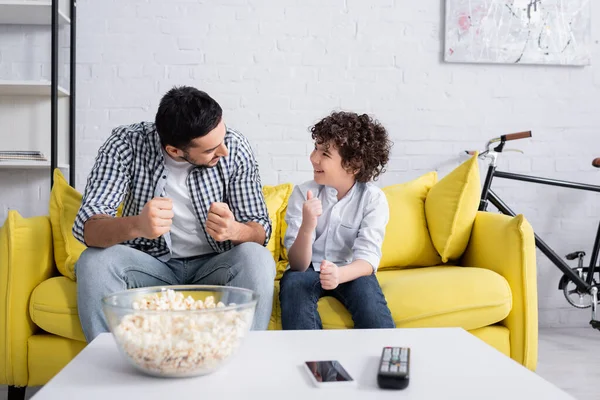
left=377, top=346, right=410, bottom=390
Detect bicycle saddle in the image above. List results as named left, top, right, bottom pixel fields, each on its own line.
left=593, top=158, right=600, bottom=168
left=566, top=251, right=586, bottom=260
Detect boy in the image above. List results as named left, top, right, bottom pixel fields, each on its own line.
left=280, top=111, right=395, bottom=330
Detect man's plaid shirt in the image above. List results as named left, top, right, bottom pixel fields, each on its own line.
left=73, top=121, right=271, bottom=260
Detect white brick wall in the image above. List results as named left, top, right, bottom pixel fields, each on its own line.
left=2, top=0, right=600, bottom=327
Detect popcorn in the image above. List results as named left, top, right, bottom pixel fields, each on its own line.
left=114, top=289, right=252, bottom=376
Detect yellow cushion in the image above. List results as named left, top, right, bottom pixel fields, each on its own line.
left=425, top=154, right=481, bottom=263
left=49, top=169, right=86, bottom=280
left=29, top=276, right=85, bottom=342
left=379, top=172, right=442, bottom=269
left=317, top=266, right=512, bottom=331
left=262, top=183, right=293, bottom=262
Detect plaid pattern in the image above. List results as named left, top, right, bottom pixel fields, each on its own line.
left=73, top=121, right=271, bottom=259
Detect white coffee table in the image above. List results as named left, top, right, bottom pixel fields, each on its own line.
left=32, top=328, right=573, bottom=399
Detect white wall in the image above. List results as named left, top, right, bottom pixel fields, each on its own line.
left=2, top=0, right=600, bottom=327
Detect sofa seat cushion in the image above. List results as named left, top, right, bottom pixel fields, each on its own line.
left=317, top=266, right=512, bottom=331
left=30, top=269, right=510, bottom=340
left=29, top=276, right=85, bottom=342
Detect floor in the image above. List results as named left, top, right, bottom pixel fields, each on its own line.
left=535, top=327, right=600, bottom=400
left=0, top=328, right=598, bottom=399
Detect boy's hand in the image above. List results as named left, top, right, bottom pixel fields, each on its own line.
left=136, top=197, right=174, bottom=239
left=320, top=260, right=340, bottom=290
left=206, top=202, right=240, bottom=242
left=302, top=190, right=322, bottom=231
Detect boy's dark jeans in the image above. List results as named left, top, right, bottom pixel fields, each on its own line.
left=279, top=267, right=395, bottom=330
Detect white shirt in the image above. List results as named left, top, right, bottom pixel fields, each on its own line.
left=162, top=150, right=214, bottom=258
left=284, top=180, right=389, bottom=272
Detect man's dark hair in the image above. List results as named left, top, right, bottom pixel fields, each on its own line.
left=311, top=111, right=392, bottom=183
left=155, top=86, right=223, bottom=150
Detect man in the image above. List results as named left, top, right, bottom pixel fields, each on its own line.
left=73, top=86, right=275, bottom=342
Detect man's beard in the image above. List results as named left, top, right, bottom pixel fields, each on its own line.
left=180, top=153, right=218, bottom=169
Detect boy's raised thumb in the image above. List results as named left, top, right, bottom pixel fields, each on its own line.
left=307, top=190, right=313, bottom=200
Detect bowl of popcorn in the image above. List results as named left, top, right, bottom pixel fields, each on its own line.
left=102, top=285, right=257, bottom=378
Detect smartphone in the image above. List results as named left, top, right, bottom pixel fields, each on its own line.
left=303, top=360, right=355, bottom=387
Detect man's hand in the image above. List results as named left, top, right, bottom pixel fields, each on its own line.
left=136, top=197, right=174, bottom=239
left=320, top=260, right=340, bottom=290
left=302, top=190, right=322, bottom=231
left=206, top=202, right=240, bottom=242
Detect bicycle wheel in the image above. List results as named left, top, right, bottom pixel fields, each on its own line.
left=562, top=267, right=598, bottom=309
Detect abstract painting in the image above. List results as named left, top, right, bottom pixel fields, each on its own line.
left=444, top=0, right=591, bottom=66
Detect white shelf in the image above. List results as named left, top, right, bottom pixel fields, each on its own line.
left=0, top=1, right=70, bottom=25
left=0, top=160, right=69, bottom=169
left=0, top=80, right=69, bottom=97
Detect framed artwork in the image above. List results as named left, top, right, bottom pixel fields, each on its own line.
left=444, top=0, right=592, bottom=66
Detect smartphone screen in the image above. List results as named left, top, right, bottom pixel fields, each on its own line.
left=304, top=361, right=354, bottom=383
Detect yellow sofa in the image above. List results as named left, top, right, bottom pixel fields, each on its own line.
left=0, top=155, right=538, bottom=396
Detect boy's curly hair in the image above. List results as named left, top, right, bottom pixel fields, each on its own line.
left=311, top=111, right=392, bottom=183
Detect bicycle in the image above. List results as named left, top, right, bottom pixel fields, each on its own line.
left=467, top=131, right=600, bottom=330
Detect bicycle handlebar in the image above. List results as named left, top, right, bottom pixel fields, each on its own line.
left=464, top=130, right=533, bottom=159
left=468, top=134, right=599, bottom=171
left=502, top=131, right=532, bottom=141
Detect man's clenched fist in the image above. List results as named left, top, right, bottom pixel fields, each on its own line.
left=206, top=202, right=239, bottom=242
left=137, top=197, right=174, bottom=239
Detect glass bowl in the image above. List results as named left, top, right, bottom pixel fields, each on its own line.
left=102, top=285, right=257, bottom=378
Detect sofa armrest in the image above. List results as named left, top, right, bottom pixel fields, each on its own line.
left=0, top=211, right=55, bottom=386
left=461, top=211, right=538, bottom=371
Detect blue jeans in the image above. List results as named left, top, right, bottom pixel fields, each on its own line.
left=75, top=242, right=276, bottom=342
left=279, top=267, right=395, bottom=330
